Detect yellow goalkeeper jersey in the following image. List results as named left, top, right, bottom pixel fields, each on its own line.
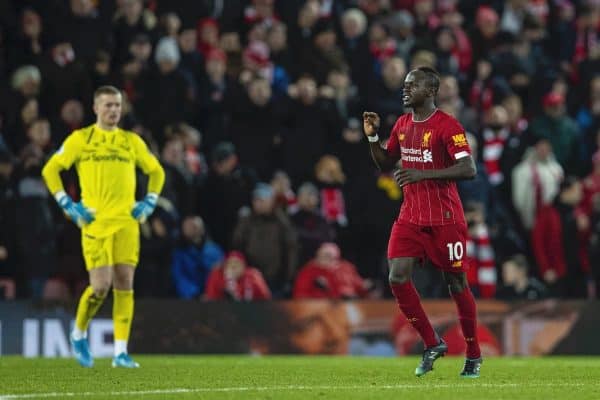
left=43, top=124, right=165, bottom=237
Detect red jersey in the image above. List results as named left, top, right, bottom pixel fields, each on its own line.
left=386, top=110, right=471, bottom=226
left=205, top=267, right=272, bottom=301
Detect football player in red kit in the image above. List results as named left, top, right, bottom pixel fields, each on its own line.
left=363, top=67, right=482, bottom=378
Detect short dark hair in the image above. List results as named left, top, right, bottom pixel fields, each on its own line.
left=94, top=85, right=121, bottom=99
left=416, top=66, right=440, bottom=93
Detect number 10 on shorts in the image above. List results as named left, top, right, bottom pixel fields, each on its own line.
left=446, top=242, right=464, bottom=262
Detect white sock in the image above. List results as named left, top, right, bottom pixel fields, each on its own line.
left=71, top=327, right=87, bottom=340
left=114, top=340, right=128, bottom=356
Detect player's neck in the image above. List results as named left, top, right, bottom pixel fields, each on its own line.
left=412, top=104, right=437, bottom=122
left=96, top=122, right=118, bottom=131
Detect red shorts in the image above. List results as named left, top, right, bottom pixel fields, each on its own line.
left=387, top=221, right=468, bottom=272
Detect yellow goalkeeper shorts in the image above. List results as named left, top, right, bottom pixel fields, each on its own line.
left=81, top=222, right=140, bottom=270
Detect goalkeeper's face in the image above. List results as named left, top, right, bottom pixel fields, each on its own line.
left=94, top=93, right=122, bottom=128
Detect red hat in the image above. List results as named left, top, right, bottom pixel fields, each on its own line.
left=225, top=251, right=246, bottom=264
left=476, top=6, right=499, bottom=25
left=543, top=92, right=565, bottom=108
left=198, top=17, right=218, bottom=31
left=206, top=48, right=227, bottom=63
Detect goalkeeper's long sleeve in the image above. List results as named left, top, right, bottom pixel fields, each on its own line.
left=42, top=157, right=66, bottom=195
left=146, top=164, right=165, bottom=195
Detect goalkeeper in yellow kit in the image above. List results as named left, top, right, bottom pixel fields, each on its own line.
left=42, top=86, right=165, bottom=368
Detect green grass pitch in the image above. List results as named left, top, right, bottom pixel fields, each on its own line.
left=0, top=356, right=599, bottom=399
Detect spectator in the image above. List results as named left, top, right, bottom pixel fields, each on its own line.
left=532, top=176, right=588, bottom=298
left=433, top=26, right=460, bottom=77
left=270, top=170, right=296, bottom=213
left=575, top=76, right=600, bottom=167
left=437, top=74, right=477, bottom=133
left=300, top=19, right=347, bottom=85
left=588, top=193, right=600, bottom=296
left=386, top=10, right=415, bottom=60
left=232, top=183, right=298, bottom=294
left=14, top=144, right=57, bottom=298
left=160, top=136, right=192, bottom=214
left=581, top=151, right=600, bottom=218
left=198, top=48, right=229, bottom=150
left=112, top=0, right=157, bottom=66
left=38, top=40, right=93, bottom=122
left=241, top=40, right=289, bottom=99
left=64, top=0, right=112, bottom=69
left=7, top=9, right=44, bottom=71
left=178, top=22, right=203, bottom=87
left=205, top=251, right=271, bottom=301
left=228, top=77, right=280, bottom=180
left=5, top=65, right=41, bottom=136
left=479, top=105, right=511, bottom=187
left=200, top=142, right=257, bottom=249
left=0, top=150, right=16, bottom=286
left=470, top=6, right=500, bottom=62
left=53, top=99, right=85, bottom=144
left=496, top=254, right=547, bottom=300
left=367, top=56, right=406, bottom=136
left=315, top=155, right=348, bottom=228
left=136, top=37, right=194, bottom=143
left=529, top=92, right=580, bottom=174
left=340, top=8, right=370, bottom=97
left=266, top=22, right=294, bottom=80
left=159, top=12, right=181, bottom=39
left=281, top=75, right=338, bottom=184
left=290, top=182, right=336, bottom=264
left=25, top=118, right=53, bottom=155
left=196, top=18, right=219, bottom=58
left=172, top=216, right=224, bottom=299
left=321, top=68, right=361, bottom=127
left=136, top=201, right=177, bottom=298
left=464, top=202, right=497, bottom=299
left=335, top=117, right=372, bottom=183
left=293, top=242, right=371, bottom=299
left=512, top=138, right=563, bottom=230
left=498, top=94, right=529, bottom=201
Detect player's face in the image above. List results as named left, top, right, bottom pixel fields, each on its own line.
left=94, top=93, right=122, bottom=128
left=403, top=71, right=431, bottom=108
left=285, top=302, right=350, bottom=354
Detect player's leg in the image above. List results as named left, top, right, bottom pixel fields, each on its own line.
left=443, top=270, right=482, bottom=377
left=387, top=222, right=446, bottom=376
left=389, top=257, right=448, bottom=377
left=111, top=223, right=140, bottom=368
left=389, top=257, right=439, bottom=348
left=74, top=266, right=113, bottom=338
left=72, top=234, right=113, bottom=367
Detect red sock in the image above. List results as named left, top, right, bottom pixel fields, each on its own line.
left=451, top=287, right=481, bottom=359
left=390, top=281, right=438, bottom=348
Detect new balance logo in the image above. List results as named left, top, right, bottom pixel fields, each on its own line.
left=428, top=352, right=438, bottom=360
left=423, top=149, right=433, bottom=163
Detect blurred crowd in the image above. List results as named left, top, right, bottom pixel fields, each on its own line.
left=0, top=0, right=599, bottom=301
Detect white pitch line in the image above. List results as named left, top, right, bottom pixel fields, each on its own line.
left=0, top=382, right=596, bottom=399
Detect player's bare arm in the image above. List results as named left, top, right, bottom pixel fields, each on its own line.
left=394, top=155, right=476, bottom=187
left=363, top=111, right=398, bottom=171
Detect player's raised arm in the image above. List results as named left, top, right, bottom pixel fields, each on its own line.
left=363, top=111, right=398, bottom=171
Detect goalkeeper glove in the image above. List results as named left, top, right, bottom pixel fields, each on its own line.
left=55, top=191, right=95, bottom=228
left=131, top=193, right=158, bottom=223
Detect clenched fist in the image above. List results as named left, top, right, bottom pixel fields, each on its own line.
left=363, top=111, right=380, bottom=137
